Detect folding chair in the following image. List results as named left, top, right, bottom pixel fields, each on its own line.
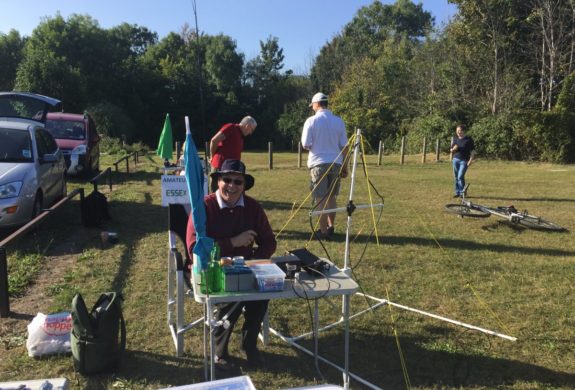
left=167, top=203, right=204, bottom=356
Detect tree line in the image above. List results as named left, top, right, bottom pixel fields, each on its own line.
left=1, top=0, right=574, bottom=162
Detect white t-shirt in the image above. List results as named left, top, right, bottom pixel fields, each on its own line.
left=301, top=108, right=347, bottom=168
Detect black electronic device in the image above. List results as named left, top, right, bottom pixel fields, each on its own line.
left=288, top=248, right=330, bottom=278
left=274, top=256, right=301, bottom=279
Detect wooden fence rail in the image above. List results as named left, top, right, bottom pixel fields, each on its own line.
left=0, top=188, right=85, bottom=317
left=113, top=150, right=143, bottom=173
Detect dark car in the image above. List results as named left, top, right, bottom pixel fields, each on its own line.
left=45, top=112, right=100, bottom=177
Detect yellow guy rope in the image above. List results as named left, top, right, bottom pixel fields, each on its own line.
left=358, top=134, right=381, bottom=246
left=409, top=206, right=513, bottom=336
left=274, top=134, right=358, bottom=245
left=385, top=287, right=412, bottom=390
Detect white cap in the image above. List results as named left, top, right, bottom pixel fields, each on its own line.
left=309, top=92, right=328, bottom=107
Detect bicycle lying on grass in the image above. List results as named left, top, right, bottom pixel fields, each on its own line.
left=445, top=186, right=566, bottom=232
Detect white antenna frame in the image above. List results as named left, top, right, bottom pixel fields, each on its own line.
left=307, top=129, right=516, bottom=389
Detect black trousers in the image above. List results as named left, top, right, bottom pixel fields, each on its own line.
left=213, top=300, right=269, bottom=358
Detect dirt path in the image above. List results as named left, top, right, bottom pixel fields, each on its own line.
left=0, top=230, right=92, bottom=347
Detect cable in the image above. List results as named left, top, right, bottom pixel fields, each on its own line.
left=290, top=272, right=326, bottom=383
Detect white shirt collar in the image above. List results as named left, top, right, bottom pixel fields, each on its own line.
left=215, top=190, right=245, bottom=209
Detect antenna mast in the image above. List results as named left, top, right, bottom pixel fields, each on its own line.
left=192, top=0, right=207, bottom=150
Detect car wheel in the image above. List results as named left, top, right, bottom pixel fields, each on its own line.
left=60, top=174, right=68, bottom=199
left=31, top=194, right=43, bottom=220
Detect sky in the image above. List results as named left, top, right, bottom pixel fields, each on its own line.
left=1, top=0, right=458, bottom=74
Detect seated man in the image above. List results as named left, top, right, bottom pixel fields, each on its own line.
left=186, top=159, right=276, bottom=370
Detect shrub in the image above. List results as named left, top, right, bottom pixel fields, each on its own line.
left=470, top=116, right=517, bottom=159
left=99, top=136, right=125, bottom=155
left=405, top=115, right=454, bottom=154
left=87, top=102, right=136, bottom=142
left=514, top=111, right=575, bottom=163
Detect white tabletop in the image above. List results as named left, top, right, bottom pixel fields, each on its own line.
left=191, top=258, right=358, bottom=304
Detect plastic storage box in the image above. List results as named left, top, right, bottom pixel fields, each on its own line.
left=250, top=263, right=286, bottom=292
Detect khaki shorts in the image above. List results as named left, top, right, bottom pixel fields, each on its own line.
left=310, top=163, right=342, bottom=198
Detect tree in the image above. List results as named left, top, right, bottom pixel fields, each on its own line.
left=0, top=30, right=25, bottom=91
left=244, top=35, right=285, bottom=101
left=243, top=36, right=289, bottom=148
left=204, top=34, right=244, bottom=100
left=526, top=0, right=575, bottom=110
left=310, top=0, right=433, bottom=93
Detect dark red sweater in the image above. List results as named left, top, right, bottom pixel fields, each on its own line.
left=186, top=193, right=277, bottom=260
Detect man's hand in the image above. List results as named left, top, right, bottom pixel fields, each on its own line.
left=451, top=144, right=458, bottom=152
left=231, top=230, right=258, bottom=247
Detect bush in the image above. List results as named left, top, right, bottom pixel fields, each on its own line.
left=514, top=111, right=575, bottom=163
left=99, top=136, right=125, bottom=155
left=87, top=102, right=136, bottom=142
left=404, top=115, right=454, bottom=154
left=470, top=116, right=518, bottom=159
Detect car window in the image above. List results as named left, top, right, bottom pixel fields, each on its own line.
left=0, top=127, right=33, bottom=162
left=43, top=130, right=59, bottom=153
left=45, top=119, right=86, bottom=140
left=35, top=128, right=51, bottom=157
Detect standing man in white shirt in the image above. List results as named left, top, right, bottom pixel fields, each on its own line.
left=301, top=92, right=349, bottom=240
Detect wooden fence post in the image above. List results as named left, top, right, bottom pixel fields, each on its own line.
left=400, top=136, right=405, bottom=165
left=435, top=139, right=440, bottom=162
left=450, top=136, right=454, bottom=160
left=298, top=142, right=302, bottom=168
left=268, top=142, right=273, bottom=170
left=422, top=136, right=427, bottom=163
left=0, top=247, right=9, bottom=317
left=377, top=140, right=383, bottom=166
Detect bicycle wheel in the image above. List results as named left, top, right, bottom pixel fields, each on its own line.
left=444, top=204, right=491, bottom=218
left=516, top=214, right=566, bottom=232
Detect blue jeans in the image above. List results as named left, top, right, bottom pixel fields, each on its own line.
left=452, top=158, right=468, bottom=195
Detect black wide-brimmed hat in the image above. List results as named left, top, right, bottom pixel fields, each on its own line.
left=210, top=159, right=255, bottom=190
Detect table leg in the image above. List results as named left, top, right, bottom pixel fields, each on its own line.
left=343, top=293, right=350, bottom=389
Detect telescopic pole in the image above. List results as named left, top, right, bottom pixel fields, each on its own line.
left=343, top=128, right=362, bottom=273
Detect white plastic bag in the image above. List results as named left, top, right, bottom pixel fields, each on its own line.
left=26, top=312, right=72, bottom=357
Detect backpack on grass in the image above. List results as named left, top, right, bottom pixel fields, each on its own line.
left=70, top=292, right=126, bottom=374
left=82, top=190, right=111, bottom=227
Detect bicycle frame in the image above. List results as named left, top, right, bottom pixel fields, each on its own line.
left=460, top=199, right=535, bottom=224
left=447, top=185, right=565, bottom=231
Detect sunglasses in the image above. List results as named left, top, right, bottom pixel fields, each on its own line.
left=221, top=177, right=244, bottom=186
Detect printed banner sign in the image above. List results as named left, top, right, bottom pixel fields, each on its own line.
left=161, top=175, right=189, bottom=206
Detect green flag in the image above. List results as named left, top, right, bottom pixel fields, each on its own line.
left=156, top=113, right=174, bottom=161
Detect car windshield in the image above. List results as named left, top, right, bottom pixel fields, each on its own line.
left=45, top=119, right=86, bottom=140
left=0, top=127, right=33, bottom=162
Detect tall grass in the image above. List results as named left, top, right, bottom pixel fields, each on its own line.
left=1, top=151, right=574, bottom=389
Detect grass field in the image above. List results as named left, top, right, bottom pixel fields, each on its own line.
left=1, top=150, right=574, bottom=389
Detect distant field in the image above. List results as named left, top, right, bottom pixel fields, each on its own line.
left=1, top=150, right=574, bottom=389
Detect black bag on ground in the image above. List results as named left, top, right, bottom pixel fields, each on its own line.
left=82, top=190, right=110, bottom=227
left=71, top=292, right=126, bottom=374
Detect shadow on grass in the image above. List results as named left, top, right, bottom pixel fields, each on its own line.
left=111, top=169, right=162, bottom=186
left=257, top=330, right=575, bottom=389
left=81, top=350, right=205, bottom=389
left=260, top=199, right=309, bottom=211
left=468, top=195, right=575, bottom=203
left=276, top=230, right=574, bottom=257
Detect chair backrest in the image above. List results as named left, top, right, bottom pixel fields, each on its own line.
left=168, top=203, right=190, bottom=247
left=168, top=203, right=193, bottom=291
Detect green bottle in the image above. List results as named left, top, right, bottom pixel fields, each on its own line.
left=208, top=243, right=222, bottom=293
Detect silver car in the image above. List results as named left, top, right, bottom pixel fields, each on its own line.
left=0, top=92, right=67, bottom=228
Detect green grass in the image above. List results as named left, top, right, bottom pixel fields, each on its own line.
left=1, top=151, right=574, bottom=389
